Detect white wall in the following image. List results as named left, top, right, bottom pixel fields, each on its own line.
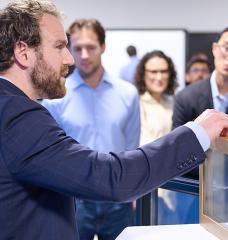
left=1, top=0, right=228, bottom=32
left=103, top=30, right=187, bottom=89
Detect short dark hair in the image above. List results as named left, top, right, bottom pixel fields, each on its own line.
left=186, top=57, right=210, bottom=73
left=0, top=0, right=61, bottom=72
left=68, top=19, right=105, bottom=45
left=216, top=27, right=228, bottom=42
left=134, top=50, right=178, bottom=95
left=126, top=45, right=137, bottom=56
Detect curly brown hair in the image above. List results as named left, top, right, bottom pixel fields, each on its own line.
left=134, top=50, right=178, bottom=95
left=0, top=0, right=61, bottom=72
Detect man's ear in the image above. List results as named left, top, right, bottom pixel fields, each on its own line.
left=14, top=41, right=34, bottom=68
left=212, top=42, right=217, bottom=58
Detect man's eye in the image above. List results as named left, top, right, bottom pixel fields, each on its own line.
left=88, top=46, right=96, bottom=51
left=74, top=48, right=81, bottom=52
left=57, top=45, right=64, bottom=49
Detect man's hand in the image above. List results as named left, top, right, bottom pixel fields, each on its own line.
left=194, top=109, right=228, bottom=142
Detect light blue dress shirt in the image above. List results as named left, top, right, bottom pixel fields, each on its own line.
left=42, top=69, right=140, bottom=153
left=210, top=71, right=228, bottom=112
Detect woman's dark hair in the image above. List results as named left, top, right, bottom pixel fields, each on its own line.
left=134, top=50, right=178, bottom=95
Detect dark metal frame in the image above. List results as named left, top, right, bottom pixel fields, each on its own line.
left=136, top=177, right=199, bottom=225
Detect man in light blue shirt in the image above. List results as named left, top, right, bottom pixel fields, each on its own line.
left=42, top=19, right=140, bottom=240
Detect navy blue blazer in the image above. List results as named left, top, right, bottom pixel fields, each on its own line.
left=0, top=78, right=206, bottom=240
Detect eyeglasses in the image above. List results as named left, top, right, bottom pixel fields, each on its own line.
left=216, top=43, right=228, bottom=57
left=189, top=68, right=209, bottom=74
left=145, top=69, right=169, bottom=75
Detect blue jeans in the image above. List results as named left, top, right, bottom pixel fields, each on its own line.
left=76, top=200, right=133, bottom=240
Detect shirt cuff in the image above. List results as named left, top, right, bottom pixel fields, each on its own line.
left=185, top=121, right=210, bottom=152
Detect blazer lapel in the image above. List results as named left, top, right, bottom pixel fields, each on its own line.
left=198, top=80, right=214, bottom=112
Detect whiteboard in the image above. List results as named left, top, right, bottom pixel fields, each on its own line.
left=102, top=29, right=186, bottom=90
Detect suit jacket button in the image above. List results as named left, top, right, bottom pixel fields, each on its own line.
left=177, top=163, right=183, bottom=170
left=188, top=158, right=193, bottom=164
left=190, top=154, right=197, bottom=162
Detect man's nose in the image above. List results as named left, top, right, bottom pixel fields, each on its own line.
left=81, top=48, right=89, bottom=59
left=63, top=48, right=75, bottom=66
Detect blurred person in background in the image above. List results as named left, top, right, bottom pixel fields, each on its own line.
left=134, top=50, right=179, bottom=224
left=171, top=27, right=228, bottom=223
left=185, top=54, right=210, bottom=85
left=135, top=50, right=178, bottom=145
left=42, top=18, right=140, bottom=240
left=119, top=45, right=140, bottom=83
left=173, top=27, right=228, bottom=132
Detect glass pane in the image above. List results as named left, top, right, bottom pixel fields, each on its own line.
left=157, top=188, right=199, bottom=224
left=204, top=138, right=228, bottom=228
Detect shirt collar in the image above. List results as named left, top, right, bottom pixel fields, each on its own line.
left=141, top=91, right=170, bottom=103
left=141, top=91, right=156, bottom=102
left=210, top=70, right=228, bottom=106
left=66, top=69, right=113, bottom=91
left=0, top=75, right=14, bottom=83
left=210, top=71, right=220, bottom=99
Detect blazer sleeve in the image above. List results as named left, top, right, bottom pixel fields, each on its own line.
left=1, top=96, right=206, bottom=202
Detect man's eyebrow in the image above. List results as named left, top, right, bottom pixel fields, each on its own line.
left=55, top=39, right=68, bottom=46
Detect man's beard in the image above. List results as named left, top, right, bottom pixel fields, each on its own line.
left=31, top=50, right=69, bottom=99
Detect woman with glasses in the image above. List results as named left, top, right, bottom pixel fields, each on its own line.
left=134, top=50, right=180, bottom=224
left=134, top=50, right=178, bottom=146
